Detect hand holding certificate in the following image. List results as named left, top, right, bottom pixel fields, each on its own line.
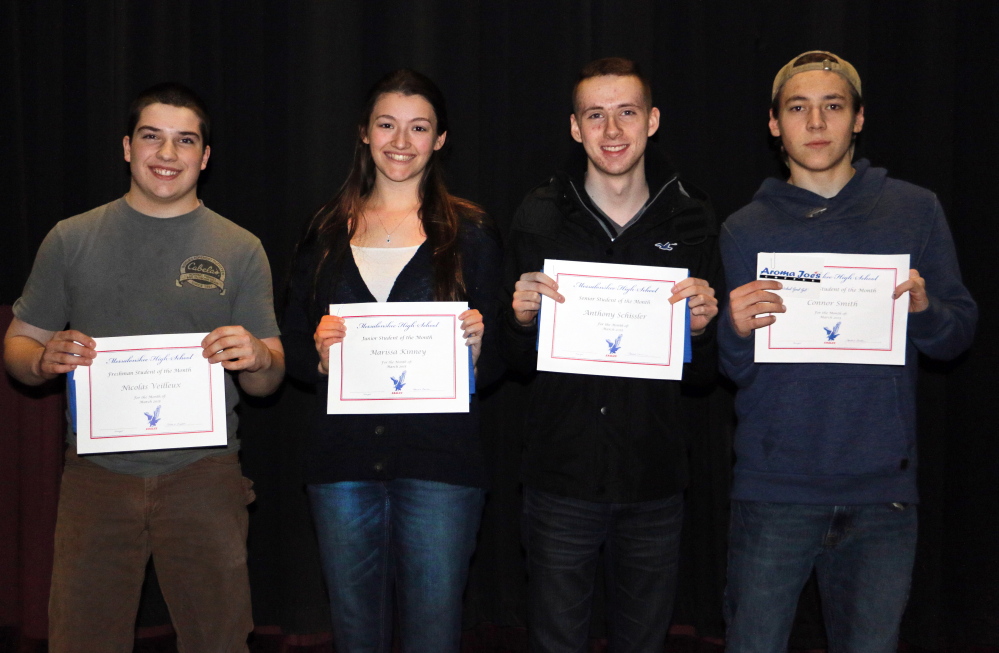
left=74, top=333, right=227, bottom=454
left=326, top=302, right=470, bottom=414
left=754, top=252, right=910, bottom=365
left=536, top=259, right=688, bottom=380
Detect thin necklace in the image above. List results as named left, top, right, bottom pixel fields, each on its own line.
left=374, top=207, right=417, bottom=243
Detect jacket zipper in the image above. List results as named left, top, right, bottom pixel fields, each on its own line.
left=567, top=175, right=679, bottom=242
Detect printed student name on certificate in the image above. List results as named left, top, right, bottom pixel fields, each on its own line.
left=537, top=259, right=688, bottom=380
left=75, top=333, right=227, bottom=454
left=754, top=252, right=910, bottom=365
left=327, top=302, right=470, bottom=415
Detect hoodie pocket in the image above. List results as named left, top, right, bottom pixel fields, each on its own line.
left=758, top=375, right=911, bottom=477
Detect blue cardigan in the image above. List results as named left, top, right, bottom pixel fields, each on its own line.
left=718, top=160, right=977, bottom=504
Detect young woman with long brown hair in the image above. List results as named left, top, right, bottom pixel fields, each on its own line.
left=282, top=69, right=501, bottom=652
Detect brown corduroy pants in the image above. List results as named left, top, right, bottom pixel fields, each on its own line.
left=48, top=449, right=255, bottom=653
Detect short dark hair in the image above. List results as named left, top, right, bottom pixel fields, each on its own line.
left=126, top=82, right=211, bottom=147
left=573, top=57, right=653, bottom=113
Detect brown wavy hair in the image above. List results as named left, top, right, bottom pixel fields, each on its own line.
left=303, top=68, right=484, bottom=307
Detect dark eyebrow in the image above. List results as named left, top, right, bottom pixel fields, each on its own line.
left=373, top=114, right=432, bottom=123
left=581, top=102, right=641, bottom=113
left=784, top=92, right=848, bottom=104
left=135, top=125, right=201, bottom=140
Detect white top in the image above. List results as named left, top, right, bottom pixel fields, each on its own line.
left=351, top=244, right=421, bottom=302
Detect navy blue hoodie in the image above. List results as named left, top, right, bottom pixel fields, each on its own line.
left=718, top=160, right=977, bottom=504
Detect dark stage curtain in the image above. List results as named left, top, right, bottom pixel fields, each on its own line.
left=1, top=1, right=996, bottom=650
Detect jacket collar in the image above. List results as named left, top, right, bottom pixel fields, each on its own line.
left=756, top=159, right=887, bottom=222
left=558, top=142, right=679, bottom=203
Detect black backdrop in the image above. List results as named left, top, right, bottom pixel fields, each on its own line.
left=2, top=1, right=997, bottom=649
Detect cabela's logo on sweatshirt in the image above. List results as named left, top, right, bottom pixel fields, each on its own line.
left=176, top=256, right=226, bottom=295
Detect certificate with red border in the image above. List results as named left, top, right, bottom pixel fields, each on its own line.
left=75, top=333, right=226, bottom=454
left=754, top=253, right=910, bottom=365
left=326, top=302, right=470, bottom=414
left=537, top=259, right=688, bottom=380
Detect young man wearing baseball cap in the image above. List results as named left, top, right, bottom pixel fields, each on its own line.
left=717, top=51, right=977, bottom=652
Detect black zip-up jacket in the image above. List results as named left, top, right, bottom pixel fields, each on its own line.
left=500, top=145, right=721, bottom=503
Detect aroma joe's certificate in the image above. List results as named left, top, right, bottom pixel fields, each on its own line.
left=754, top=252, right=910, bottom=365
left=537, top=259, right=688, bottom=380
left=327, top=302, right=469, bottom=414
left=75, top=333, right=226, bottom=454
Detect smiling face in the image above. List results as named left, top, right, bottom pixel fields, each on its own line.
left=362, top=92, right=446, bottom=187
left=123, top=103, right=209, bottom=217
left=570, top=74, right=660, bottom=181
left=770, top=70, right=864, bottom=186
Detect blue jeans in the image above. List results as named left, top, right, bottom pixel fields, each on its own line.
left=308, top=479, right=485, bottom=653
left=522, top=487, right=684, bottom=653
left=724, top=501, right=918, bottom=653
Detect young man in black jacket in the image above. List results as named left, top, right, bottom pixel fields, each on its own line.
left=501, top=57, right=721, bottom=652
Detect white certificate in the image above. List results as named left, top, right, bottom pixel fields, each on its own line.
left=74, top=333, right=226, bottom=454
left=755, top=252, right=910, bottom=365
left=537, top=259, right=688, bottom=380
left=327, top=302, right=469, bottom=414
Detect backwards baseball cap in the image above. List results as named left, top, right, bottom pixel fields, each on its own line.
left=771, top=50, right=862, bottom=101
